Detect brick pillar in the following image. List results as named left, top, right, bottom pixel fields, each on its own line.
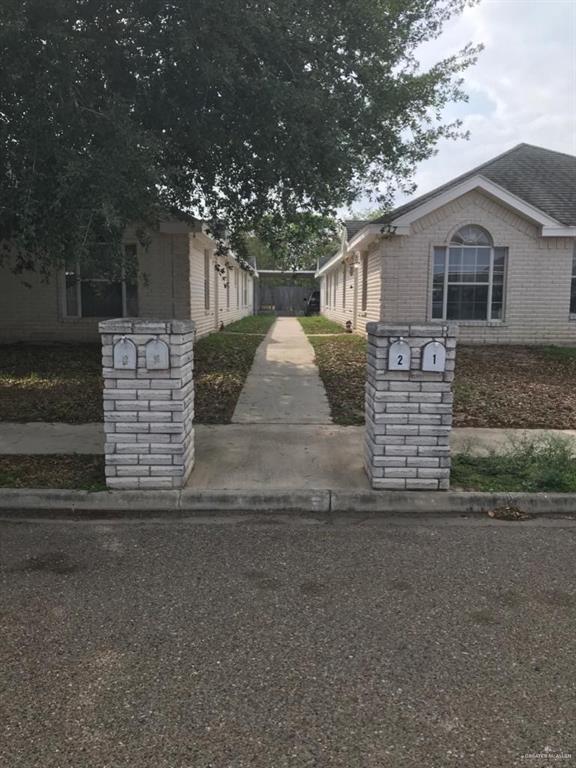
left=365, top=322, right=457, bottom=491
left=99, top=318, right=195, bottom=490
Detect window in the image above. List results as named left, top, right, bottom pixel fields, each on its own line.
left=570, top=248, right=576, bottom=315
left=326, top=274, right=331, bottom=306
left=333, top=269, right=337, bottom=306
left=204, top=249, right=211, bottom=310
left=361, top=253, right=368, bottom=312
left=242, top=271, right=248, bottom=305
left=235, top=268, right=239, bottom=307
left=432, top=226, right=506, bottom=321
left=226, top=267, right=230, bottom=310
left=342, top=264, right=347, bottom=309
left=64, top=245, right=138, bottom=318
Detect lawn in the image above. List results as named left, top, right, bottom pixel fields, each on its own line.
left=223, top=315, right=276, bottom=334
left=307, top=334, right=367, bottom=425
left=194, top=332, right=264, bottom=422
left=0, top=343, right=103, bottom=423
left=454, top=345, right=576, bottom=429
left=451, top=433, right=576, bottom=493
left=298, top=316, right=345, bottom=335
left=308, top=336, right=576, bottom=429
left=0, top=455, right=106, bottom=490
left=0, top=321, right=269, bottom=424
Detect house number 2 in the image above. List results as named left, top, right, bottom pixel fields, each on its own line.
left=388, top=339, right=411, bottom=371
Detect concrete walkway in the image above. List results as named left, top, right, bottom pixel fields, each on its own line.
left=232, top=317, right=332, bottom=424
left=3, top=422, right=576, bottom=490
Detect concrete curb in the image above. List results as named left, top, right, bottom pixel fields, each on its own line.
left=0, top=488, right=576, bottom=519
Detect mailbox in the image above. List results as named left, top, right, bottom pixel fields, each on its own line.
left=113, top=337, right=137, bottom=370
left=422, top=340, right=447, bottom=372
left=388, top=339, right=411, bottom=371
left=145, top=338, right=170, bottom=370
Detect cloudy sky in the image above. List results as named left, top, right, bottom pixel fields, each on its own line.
left=350, top=0, right=576, bottom=214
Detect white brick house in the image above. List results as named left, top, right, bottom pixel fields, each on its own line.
left=0, top=219, right=257, bottom=343
left=318, top=144, right=576, bottom=344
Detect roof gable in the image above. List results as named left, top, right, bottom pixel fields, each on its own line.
left=377, top=144, right=576, bottom=228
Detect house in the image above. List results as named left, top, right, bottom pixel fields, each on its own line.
left=0, top=219, right=257, bottom=343
left=317, top=144, right=576, bottom=344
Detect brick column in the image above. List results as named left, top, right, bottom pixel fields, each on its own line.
left=99, top=318, right=195, bottom=490
left=365, top=322, right=457, bottom=491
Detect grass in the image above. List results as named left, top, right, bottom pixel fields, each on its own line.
left=222, top=315, right=276, bottom=334
left=306, top=336, right=576, bottom=429
left=0, top=317, right=271, bottom=425
left=452, top=433, right=576, bottom=492
left=453, top=345, right=576, bottom=429
left=0, top=455, right=106, bottom=490
left=307, top=334, right=367, bottom=425
left=0, top=343, right=103, bottom=423
left=298, top=316, right=345, bottom=335
left=194, top=332, right=264, bottom=423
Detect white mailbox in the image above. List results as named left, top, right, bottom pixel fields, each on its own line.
left=388, top=339, right=411, bottom=371
left=145, top=338, right=170, bottom=370
left=422, top=341, right=447, bottom=372
left=113, top=337, right=137, bottom=370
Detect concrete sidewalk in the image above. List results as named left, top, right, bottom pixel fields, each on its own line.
left=232, top=317, right=332, bottom=424
left=3, top=422, right=576, bottom=491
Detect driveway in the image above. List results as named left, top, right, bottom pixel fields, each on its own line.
left=1, top=515, right=575, bottom=767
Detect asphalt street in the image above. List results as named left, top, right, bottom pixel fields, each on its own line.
left=1, top=514, right=575, bottom=768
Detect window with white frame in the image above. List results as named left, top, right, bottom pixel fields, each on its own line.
left=432, top=225, right=506, bottom=321
left=63, top=245, right=138, bottom=318
left=235, top=268, right=239, bottom=307
left=342, top=263, right=347, bottom=309
left=333, top=269, right=337, bottom=306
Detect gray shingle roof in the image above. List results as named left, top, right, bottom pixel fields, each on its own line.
left=344, top=219, right=372, bottom=241
left=375, top=144, right=576, bottom=227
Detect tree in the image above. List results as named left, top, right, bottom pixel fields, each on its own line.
left=244, top=214, right=340, bottom=272
left=0, top=0, right=480, bottom=274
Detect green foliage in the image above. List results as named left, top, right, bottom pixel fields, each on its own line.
left=541, top=346, right=576, bottom=360
left=452, top=434, right=576, bottom=492
left=298, top=317, right=345, bottom=335
left=0, top=455, right=106, bottom=490
left=223, top=315, right=276, bottom=335
left=1, top=0, right=480, bottom=274
left=243, top=214, right=340, bottom=271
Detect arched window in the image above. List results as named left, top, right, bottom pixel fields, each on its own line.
left=450, top=225, right=493, bottom=247
left=432, top=225, right=506, bottom=321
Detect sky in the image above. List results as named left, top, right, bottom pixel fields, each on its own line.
left=348, top=0, right=576, bottom=215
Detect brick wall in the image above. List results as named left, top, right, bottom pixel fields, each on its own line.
left=377, top=190, right=576, bottom=345
left=320, top=245, right=381, bottom=333
left=0, top=230, right=254, bottom=343
left=100, top=318, right=195, bottom=490
left=189, top=232, right=255, bottom=338
left=365, top=322, right=457, bottom=490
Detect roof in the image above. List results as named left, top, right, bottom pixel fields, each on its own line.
left=344, top=219, right=372, bottom=241
left=375, top=144, right=576, bottom=227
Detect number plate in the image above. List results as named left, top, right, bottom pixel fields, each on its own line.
left=113, top=338, right=137, bottom=370
left=422, top=341, right=447, bottom=372
left=388, top=340, right=411, bottom=371
left=145, top=338, right=170, bottom=370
